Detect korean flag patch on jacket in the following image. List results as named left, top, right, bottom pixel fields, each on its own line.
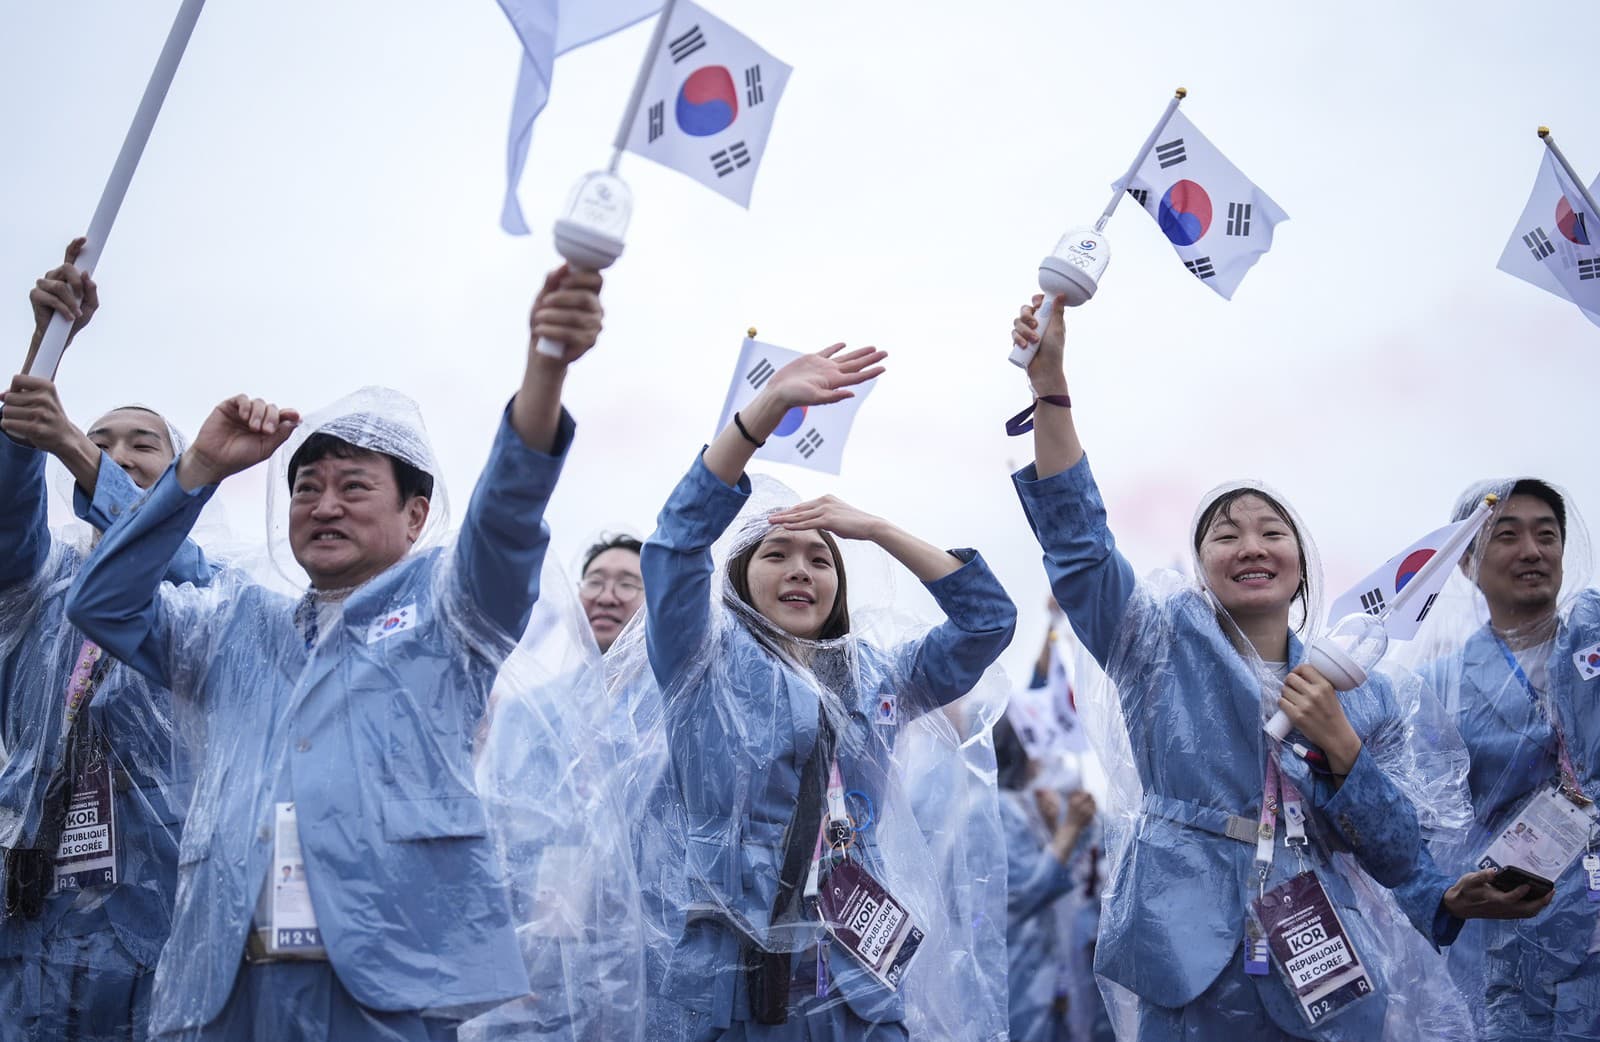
left=1574, top=641, right=1600, bottom=681
left=368, top=603, right=418, bottom=645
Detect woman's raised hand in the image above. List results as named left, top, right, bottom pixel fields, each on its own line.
left=769, top=495, right=884, bottom=542
left=761, top=343, right=886, bottom=411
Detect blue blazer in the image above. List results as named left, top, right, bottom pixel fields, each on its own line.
left=1428, top=597, right=1600, bottom=996
left=0, top=441, right=215, bottom=971
left=66, top=407, right=573, bottom=1033
left=640, top=453, right=1016, bottom=1032
left=1013, top=457, right=1458, bottom=1034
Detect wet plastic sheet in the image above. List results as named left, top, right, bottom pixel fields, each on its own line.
left=62, top=391, right=643, bottom=1040
left=1, top=433, right=210, bottom=1039
left=1400, top=478, right=1600, bottom=1041
left=1015, top=457, right=1476, bottom=1040
left=613, top=457, right=1016, bottom=1039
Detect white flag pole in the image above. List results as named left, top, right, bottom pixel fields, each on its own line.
left=1378, top=495, right=1498, bottom=623
left=606, top=0, right=679, bottom=174
left=1094, top=87, right=1186, bottom=233
left=1538, top=126, right=1600, bottom=234
left=26, top=0, right=210, bottom=379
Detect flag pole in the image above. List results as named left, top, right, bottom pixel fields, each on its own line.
left=607, top=0, right=679, bottom=174
left=1094, top=87, right=1186, bottom=233
left=25, top=0, right=209, bottom=379
left=1538, top=126, right=1600, bottom=236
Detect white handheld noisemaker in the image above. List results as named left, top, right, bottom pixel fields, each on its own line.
left=1008, top=228, right=1110, bottom=369
left=1263, top=492, right=1499, bottom=741
left=537, top=171, right=633, bottom=359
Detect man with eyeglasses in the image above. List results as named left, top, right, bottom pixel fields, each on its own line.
left=578, top=535, right=645, bottom=653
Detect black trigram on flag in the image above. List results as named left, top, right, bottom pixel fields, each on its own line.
left=1414, top=592, right=1439, bottom=624
left=711, top=142, right=751, bottom=178
left=1359, top=588, right=1387, bottom=615
left=1579, top=258, right=1600, bottom=281
left=647, top=102, right=665, bottom=143
left=1226, top=202, right=1252, bottom=236
left=796, top=429, right=825, bottom=459
left=1525, top=227, right=1555, bottom=260
left=745, top=65, right=764, bottom=106
left=1126, top=187, right=1150, bottom=208
left=1155, top=138, right=1186, bottom=168
left=1184, top=257, right=1216, bottom=280
left=746, top=358, right=775, bottom=390
left=669, top=25, right=706, bottom=63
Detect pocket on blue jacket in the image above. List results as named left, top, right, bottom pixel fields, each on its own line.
left=382, top=795, right=488, bottom=841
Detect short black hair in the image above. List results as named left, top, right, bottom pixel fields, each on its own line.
left=992, top=716, right=1032, bottom=791
left=581, top=533, right=643, bottom=576
left=1508, top=479, right=1567, bottom=540
left=1193, top=487, right=1311, bottom=632
left=287, top=433, right=434, bottom=506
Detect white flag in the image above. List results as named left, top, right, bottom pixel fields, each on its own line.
left=1327, top=517, right=1475, bottom=641
left=714, top=338, right=873, bottom=475
left=1122, top=110, right=1288, bottom=299
left=1008, top=631, right=1088, bottom=760
left=1497, top=150, right=1600, bottom=327
left=496, top=0, right=661, bottom=234
left=621, top=0, right=791, bottom=206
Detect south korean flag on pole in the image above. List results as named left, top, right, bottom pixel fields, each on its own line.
left=622, top=0, right=791, bottom=206
left=1122, top=110, right=1288, bottom=299
left=1326, top=517, right=1475, bottom=641
left=1497, top=151, right=1600, bottom=327
left=715, top=336, right=875, bottom=475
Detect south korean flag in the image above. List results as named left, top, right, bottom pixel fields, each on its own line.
left=623, top=0, right=791, bottom=207
left=1326, top=516, right=1476, bottom=641
left=1121, top=109, right=1288, bottom=300
left=1497, top=149, right=1600, bottom=327
left=714, top=336, right=875, bottom=475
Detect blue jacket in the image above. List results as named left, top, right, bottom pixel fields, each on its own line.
left=1000, top=790, right=1075, bottom=1042
left=1013, top=457, right=1459, bottom=1034
left=0, top=440, right=215, bottom=970
left=65, top=406, right=573, bottom=1033
left=640, top=453, right=1016, bottom=1031
left=1428, top=596, right=1600, bottom=996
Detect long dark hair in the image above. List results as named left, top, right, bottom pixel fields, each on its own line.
left=1192, top=487, right=1310, bottom=631
left=728, top=529, right=851, bottom=640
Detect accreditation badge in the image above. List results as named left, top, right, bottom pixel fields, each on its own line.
left=817, top=857, right=923, bottom=991
left=1250, top=871, right=1375, bottom=1026
left=53, top=735, right=119, bottom=892
left=268, top=802, right=326, bottom=956
left=1477, top=781, right=1598, bottom=881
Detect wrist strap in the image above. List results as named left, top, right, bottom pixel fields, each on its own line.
left=733, top=411, right=767, bottom=448
left=1004, top=394, right=1072, bottom=436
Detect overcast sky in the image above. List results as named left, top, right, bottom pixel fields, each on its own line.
left=5, top=0, right=1598, bottom=681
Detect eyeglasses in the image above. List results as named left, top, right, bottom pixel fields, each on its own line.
left=578, top=575, right=644, bottom=601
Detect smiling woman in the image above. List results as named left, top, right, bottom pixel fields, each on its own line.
left=616, top=344, right=1018, bottom=1040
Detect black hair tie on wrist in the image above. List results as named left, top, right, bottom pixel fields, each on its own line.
left=733, top=411, right=767, bottom=447
left=1004, top=394, right=1072, bottom=436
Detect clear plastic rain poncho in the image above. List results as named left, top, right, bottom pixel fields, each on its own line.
left=1394, top=478, right=1600, bottom=1040
left=1016, top=459, right=1477, bottom=1041
left=60, top=387, right=643, bottom=1040
left=606, top=461, right=1015, bottom=1040
left=0, top=415, right=213, bottom=1031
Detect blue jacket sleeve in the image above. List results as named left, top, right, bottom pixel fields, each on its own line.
left=1012, top=457, right=1138, bottom=669
left=892, top=551, right=1017, bottom=713
left=640, top=451, right=750, bottom=690
left=1306, top=746, right=1461, bottom=947
left=1002, top=799, right=1077, bottom=921
left=0, top=435, right=50, bottom=589
left=73, top=451, right=218, bottom=587
left=65, top=461, right=217, bottom=688
left=449, top=403, right=575, bottom=641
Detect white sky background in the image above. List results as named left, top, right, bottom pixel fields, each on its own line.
left=3, top=0, right=1598, bottom=684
